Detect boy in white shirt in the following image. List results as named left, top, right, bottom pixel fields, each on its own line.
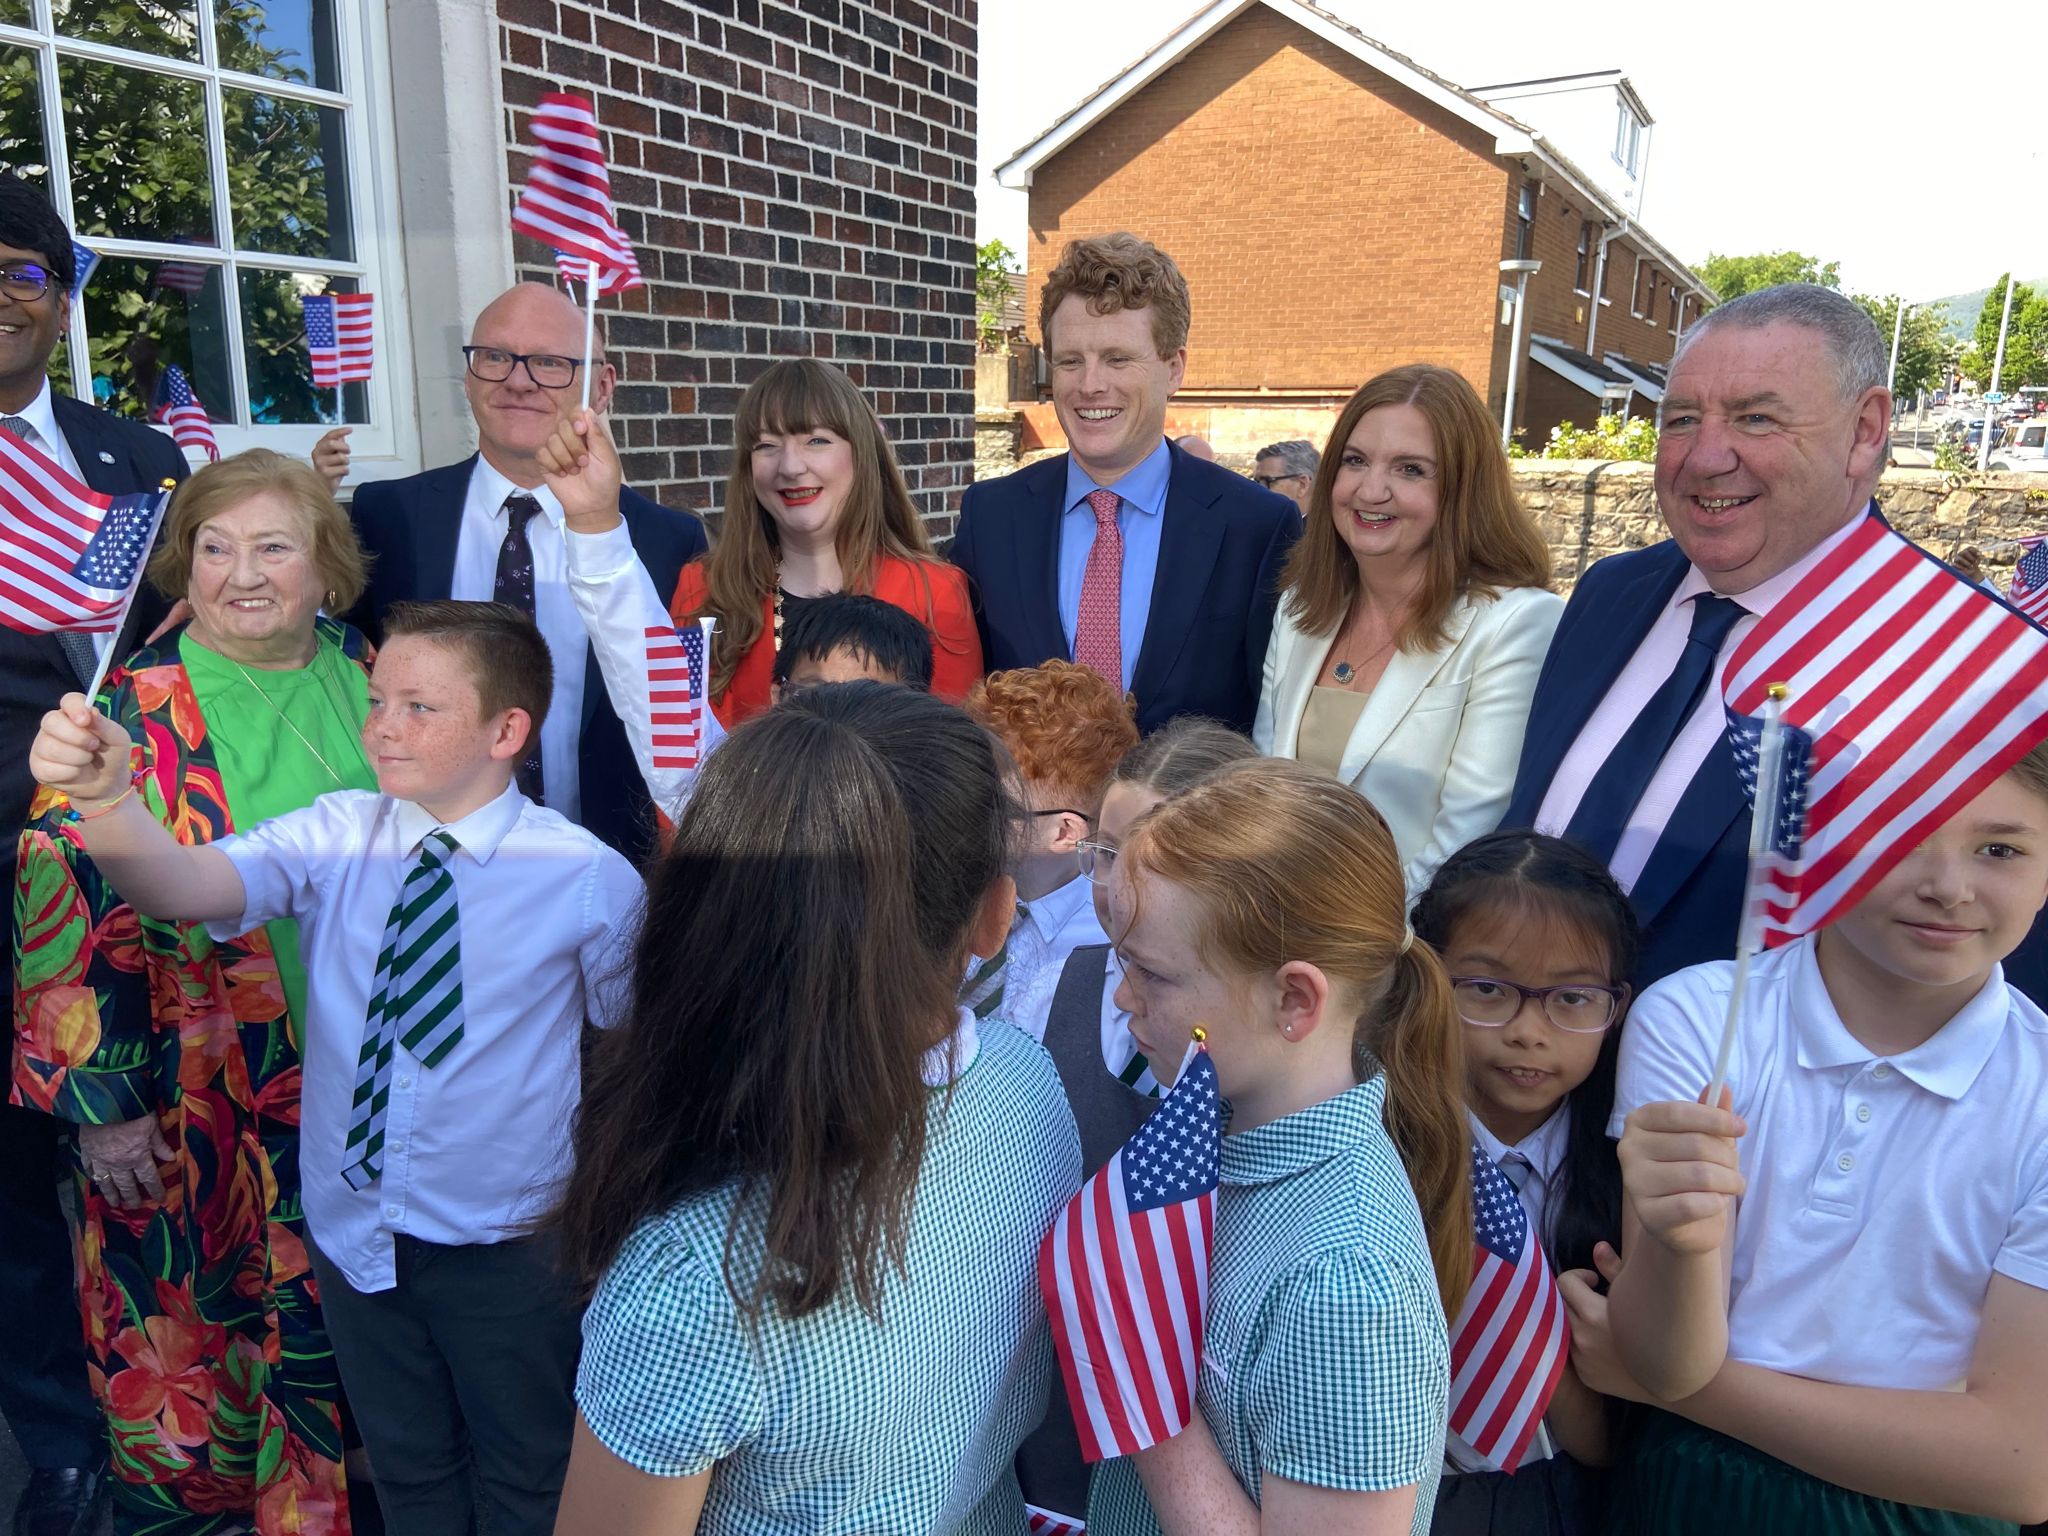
left=28, top=600, right=643, bottom=1536
left=1584, top=744, right=2048, bottom=1532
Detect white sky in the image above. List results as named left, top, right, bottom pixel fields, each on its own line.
left=976, top=0, right=2045, bottom=303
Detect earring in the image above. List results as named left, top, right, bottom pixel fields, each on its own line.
left=324, top=590, right=338, bottom=610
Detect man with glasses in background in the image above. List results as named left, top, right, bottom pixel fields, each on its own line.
left=343, top=280, right=705, bottom=859
left=0, top=169, right=190, bottom=1536
left=1252, top=438, right=1318, bottom=518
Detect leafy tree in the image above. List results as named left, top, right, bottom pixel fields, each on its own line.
left=1697, top=250, right=1841, bottom=300
left=1852, top=293, right=1947, bottom=398
left=976, top=238, right=1019, bottom=354
left=1958, top=275, right=2048, bottom=391
left=1504, top=414, right=1657, bottom=462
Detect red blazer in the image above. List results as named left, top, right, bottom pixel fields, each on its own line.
left=671, top=553, right=983, bottom=725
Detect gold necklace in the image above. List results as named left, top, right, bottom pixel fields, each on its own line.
left=226, top=651, right=354, bottom=789
left=1330, top=607, right=1400, bottom=686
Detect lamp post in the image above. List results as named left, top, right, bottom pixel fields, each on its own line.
left=1886, top=298, right=1906, bottom=404
left=1980, top=278, right=2017, bottom=473
left=1500, top=258, right=1541, bottom=449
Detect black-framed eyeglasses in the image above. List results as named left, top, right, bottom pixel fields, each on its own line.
left=0, top=263, right=54, bottom=303
left=1252, top=471, right=1307, bottom=490
left=1076, top=839, right=1117, bottom=883
left=1450, top=976, right=1627, bottom=1035
left=461, top=346, right=584, bottom=389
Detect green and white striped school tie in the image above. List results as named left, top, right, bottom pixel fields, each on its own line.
left=341, top=830, right=465, bottom=1190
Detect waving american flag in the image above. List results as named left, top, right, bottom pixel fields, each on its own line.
left=0, top=426, right=167, bottom=634
left=2009, top=537, right=2048, bottom=626
left=646, top=621, right=709, bottom=771
left=511, top=93, right=642, bottom=295
left=150, top=367, right=219, bottom=462
left=303, top=292, right=375, bottom=387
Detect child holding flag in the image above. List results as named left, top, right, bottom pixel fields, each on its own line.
left=1588, top=745, right=2048, bottom=1532
left=1082, top=757, right=1468, bottom=1536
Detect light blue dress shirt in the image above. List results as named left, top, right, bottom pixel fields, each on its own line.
left=1058, top=438, right=1172, bottom=694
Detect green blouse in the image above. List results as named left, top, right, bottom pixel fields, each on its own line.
left=179, top=631, right=374, bottom=1028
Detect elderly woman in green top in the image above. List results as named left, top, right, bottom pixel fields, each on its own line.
left=12, top=449, right=373, bottom=1536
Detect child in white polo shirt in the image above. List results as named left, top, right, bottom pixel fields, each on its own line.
left=1587, top=744, right=2048, bottom=1535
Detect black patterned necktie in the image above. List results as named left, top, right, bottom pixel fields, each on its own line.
left=4, top=413, right=99, bottom=682
left=493, top=493, right=545, bottom=804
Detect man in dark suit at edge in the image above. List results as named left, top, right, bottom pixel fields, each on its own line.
left=951, top=233, right=1297, bottom=735
left=341, top=281, right=706, bottom=861
left=0, top=170, right=190, bottom=1536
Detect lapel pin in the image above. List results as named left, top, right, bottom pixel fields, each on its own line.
left=97, top=450, right=114, bottom=463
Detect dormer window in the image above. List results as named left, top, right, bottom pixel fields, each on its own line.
left=1614, top=100, right=1644, bottom=175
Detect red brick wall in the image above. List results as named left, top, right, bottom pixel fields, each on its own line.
left=1023, top=6, right=1511, bottom=400
left=495, top=0, right=978, bottom=529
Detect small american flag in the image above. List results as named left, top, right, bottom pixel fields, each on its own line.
left=303, top=292, right=375, bottom=387
left=511, top=93, right=642, bottom=294
left=2009, top=537, right=2048, bottom=625
left=1025, top=1507, right=1085, bottom=1536
left=69, top=239, right=100, bottom=297
left=153, top=256, right=209, bottom=296
left=1446, top=1147, right=1569, bottom=1474
left=1722, top=511, right=2048, bottom=944
left=1040, top=1043, right=1221, bottom=1463
left=1726, top=705, right=1817, bottom=949
left=150, top=367, right=219, bottom=462
left=0, top=427, right=166, bottom=634
left=646, top=622, right=707, bottom=769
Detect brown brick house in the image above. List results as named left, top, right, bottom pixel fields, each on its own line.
left=993, top=0, right=1712, bottom=451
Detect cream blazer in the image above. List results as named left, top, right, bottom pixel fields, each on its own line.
left=1254, top=584, right=1565, bottom=898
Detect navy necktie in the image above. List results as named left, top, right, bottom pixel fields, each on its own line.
left=1564, top=593, right=1746, bottom=865
left=493, top=494, right=545, bottom=804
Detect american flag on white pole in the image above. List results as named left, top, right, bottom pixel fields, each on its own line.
left=150, top=367, right=219, bottom=462
left=1721, top=510, right=2048, bottom=945
left=1446, top=1146, right=1569, bottom=1474
left=646, top=618, right=710, bottom=770
left=511, top=93, right=642, bottom=294
left=0, top=427, right=167, bottom=635
left=2008, top=537, right=2048, bottom=625
left=1040, top=1041, right=1221, bottom=1463
left=303, top=292, right=375, bottom=386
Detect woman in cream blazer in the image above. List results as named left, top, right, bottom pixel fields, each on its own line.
left=1254, top=365, right=1562, bottom=897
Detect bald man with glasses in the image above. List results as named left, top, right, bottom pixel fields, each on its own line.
left=342, top=281, right=705, bottom=859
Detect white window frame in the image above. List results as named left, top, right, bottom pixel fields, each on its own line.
left=1669, top=284, right=1681, bottom=336
left=1629, top=254, right=1647, bottom=318
left=1613, top=101, right=1642, bottom=175
left=0, top=0, right=414, bottom=468
left=1573, top=220, right=1592, bottom=296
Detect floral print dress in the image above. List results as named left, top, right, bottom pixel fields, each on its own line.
left=11, top=619, right=370, bottom=1536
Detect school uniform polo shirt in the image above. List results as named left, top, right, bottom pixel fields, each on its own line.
left=1611, top=937, right=2048, bottom=1389
left=1088, top=1074, right=1449, bottom=1535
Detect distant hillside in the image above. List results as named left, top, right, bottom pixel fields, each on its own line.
left=1928, top=278, right=2048, bottom=341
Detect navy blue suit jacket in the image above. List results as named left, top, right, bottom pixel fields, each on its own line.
left=344, top=457, right=707, bottom=862
left=1504, top=538, right=2048, bottom=1003
left=950, top=443, right=1298, bottom=734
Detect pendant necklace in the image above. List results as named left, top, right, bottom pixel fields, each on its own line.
left=228, top=652, right=352, bottom=789
left=1331, top=620, right=1396, bottom=687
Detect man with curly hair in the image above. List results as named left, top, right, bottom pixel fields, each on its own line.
left=962, top=660, right=1139, bottom=1040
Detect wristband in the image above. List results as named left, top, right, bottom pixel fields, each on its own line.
left=73, top=782, right=136, bottom=821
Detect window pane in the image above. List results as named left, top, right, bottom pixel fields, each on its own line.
left=240, top=267, right=362, bottom=424
left=61, top=56, right=214, bottom=243
left=216, top=0, right=339, bottom=93
left=81, top=256, right=232, bottom=424
left=0, top=0, right=28, bottom=24
left=223, top=89, right=351, bottom=260
left=0, top=45, right=50, bottom=182
left=52, top=0, right=202, bottom=62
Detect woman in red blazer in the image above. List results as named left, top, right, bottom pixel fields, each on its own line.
left=671, top=359, right=981, bottom=724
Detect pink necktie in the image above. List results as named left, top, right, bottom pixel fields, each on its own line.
left=1075, top=488, right=1124, bottom=686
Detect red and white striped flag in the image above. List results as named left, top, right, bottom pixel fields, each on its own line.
left=1040, top=1043, right=1221, bottom=1463
left=0, top=427, right=167, bottom=634
left=511, top=93, right=642, bottom=294
left=1721, top=510, right=2048, bottom=944
left=2008, top=536, right=2048, bottom=625
left=1447, top=1147, right=1569, bottom=1473
left=1026, top=1506, right=1086, bottom=1536
left=646, top=621, right=708, bottom=770
left=303, top=292, right=375, bottom=386
left=150, top=367, right=219, bottom=463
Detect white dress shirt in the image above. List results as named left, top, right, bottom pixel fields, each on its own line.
left=210, top=781, right=644, bottom=1292
left=562, top=520, right=726, bottom=820
left=1532, top=517, right=1864, bottom=891
left=1613, top=938, right=2048, bottom=1388
left=452, top=459, right=589, bottom=822
left=1003, top=871, right=1108, bottom=1044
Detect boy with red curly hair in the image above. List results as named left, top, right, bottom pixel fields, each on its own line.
left=963, top=659, right=1138, bottom=1042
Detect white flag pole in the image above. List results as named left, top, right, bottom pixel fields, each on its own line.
left=580, top=257, right=600, bottom=414
left=79, top=482, right=176, bottom=705
left=1706, top=684, right=1790, bottom=1104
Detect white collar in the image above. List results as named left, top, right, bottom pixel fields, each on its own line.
left=1467, top=1104, right=1570, bottom=1187
left=921, top=1008, right=981, bottom=1087
left=391, top=779, right=529, bottom=867
left=10, top=378, right=65, bottom=454
left=1672, top=505, right=1869, bottom=619
left=1021, top=868, right=1094, bottom=942
left=470, top=455, right=565, bottom=530
left=1789, top=935, right=2009, bottom=1101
